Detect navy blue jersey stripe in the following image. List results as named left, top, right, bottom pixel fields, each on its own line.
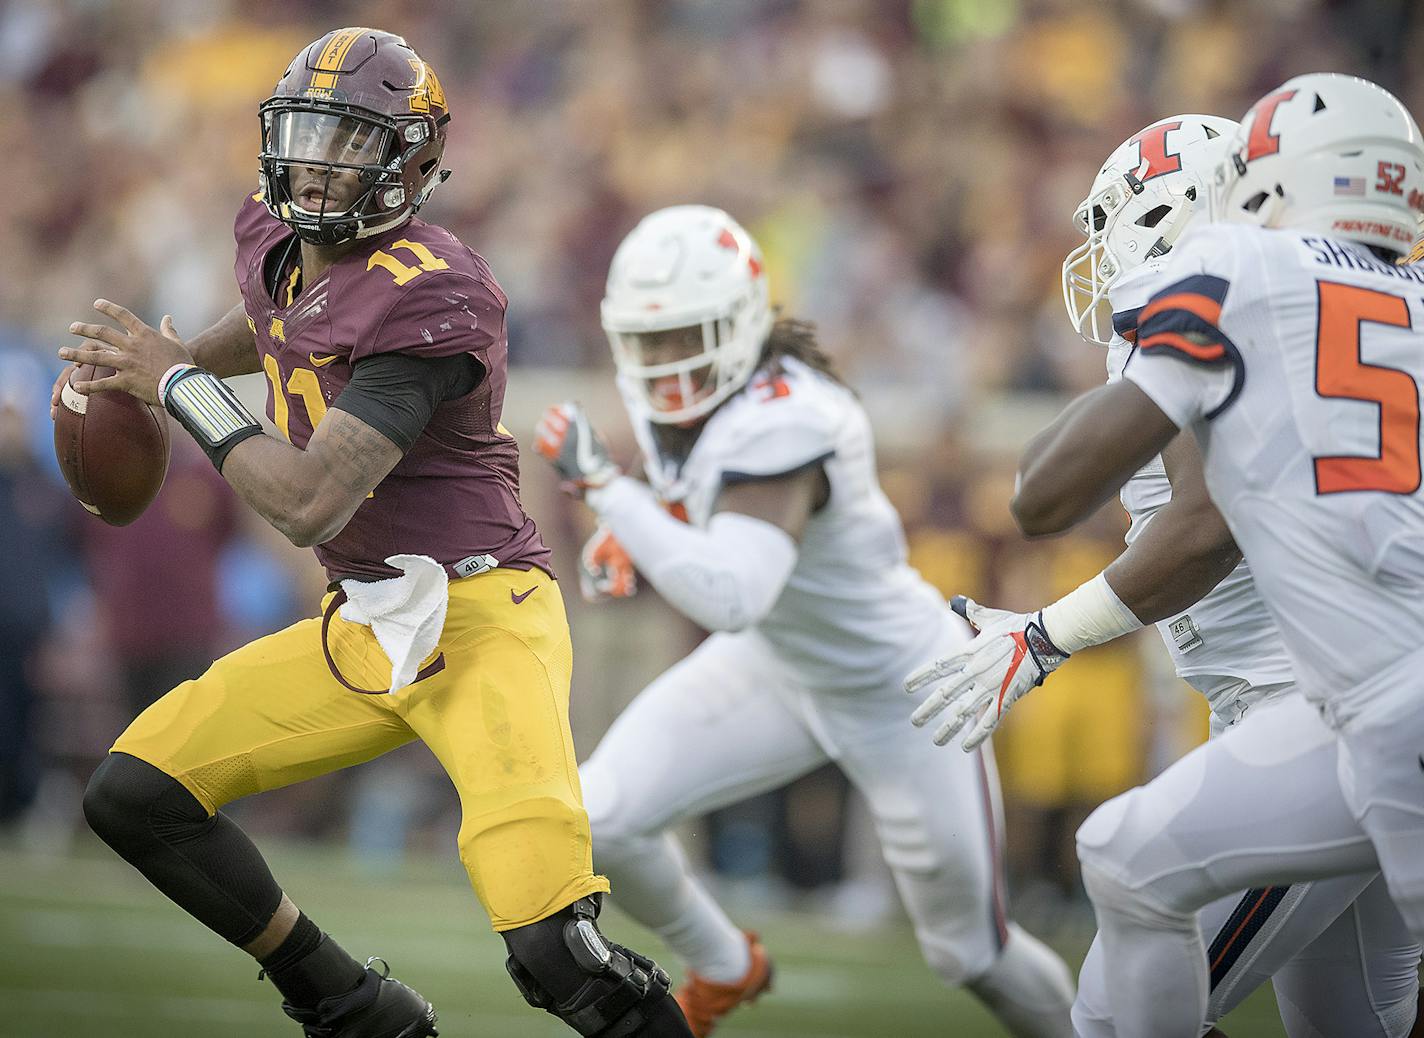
left=1112, top=306, right=1143, bottom=343
left=1138, top=310, right=1236, bottom=363
left=1153, top=273, right=1231, bottom=307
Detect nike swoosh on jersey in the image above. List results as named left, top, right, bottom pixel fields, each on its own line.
left=309, top=353, right=339, bottom=367
left=511, top=586, right=538, bottom=605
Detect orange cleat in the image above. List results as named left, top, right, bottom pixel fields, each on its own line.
left=673, top=932, right=773, bottom=1037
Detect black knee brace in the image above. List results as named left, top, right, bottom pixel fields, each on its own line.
left=83, top=752, right=283, bottom=946
left=503, top=895, right=677, bottom=1037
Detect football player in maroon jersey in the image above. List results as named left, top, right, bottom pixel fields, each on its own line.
left=56, top=27, right=692, bottom=1038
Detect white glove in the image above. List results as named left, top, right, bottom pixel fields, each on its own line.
left=905, top=595, right=1070, bottom=750
left=579, top=525, right=637, bottom=602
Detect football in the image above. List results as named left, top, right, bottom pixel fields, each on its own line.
left=53, top=364, right=171, bottom=526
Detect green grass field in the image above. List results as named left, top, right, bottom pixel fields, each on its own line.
left=0, top=841, right=1287, bottom=1037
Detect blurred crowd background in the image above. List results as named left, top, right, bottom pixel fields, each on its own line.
left=2, top=0, right=1420, bottom=938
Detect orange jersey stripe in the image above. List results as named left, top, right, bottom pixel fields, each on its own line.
left=1140, top=330, right=1227, bottom=362
left=1140, top=291, right=1223, bottom=328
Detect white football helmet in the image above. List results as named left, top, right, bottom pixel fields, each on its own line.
left=602, top=205, right=773, bottom=425
left=1213, top=73, right=1424, bottom=255
left=1063, top=114, right=1240, bottom=346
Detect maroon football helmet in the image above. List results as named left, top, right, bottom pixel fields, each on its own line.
left=258, top=27, right=451, bottom=245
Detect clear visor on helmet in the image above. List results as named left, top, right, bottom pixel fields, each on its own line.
left=269, top=109, right=393, bottom=169
left=607, top=321, right=730, bottom=418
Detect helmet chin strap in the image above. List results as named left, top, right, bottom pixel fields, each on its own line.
left=351, top=209, right=411, bottom=240
left=420, top=169, right=453, bottom=207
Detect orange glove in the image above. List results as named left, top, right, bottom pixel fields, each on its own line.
left=580, top=525, right=637, bottom=602
left=535, top=401, right=620, bottom=497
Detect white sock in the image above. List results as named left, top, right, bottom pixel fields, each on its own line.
left=1082, top=861, right=1208, bottom=1038
left=601, top=830, right=751, bottom=982
left=967, top=923, right=1076, bottom=1038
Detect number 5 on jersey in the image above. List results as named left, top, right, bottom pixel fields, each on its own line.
left=1313, top=281, right=1420, bottom=495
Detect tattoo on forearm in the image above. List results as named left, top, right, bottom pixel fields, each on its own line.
left=322, top=413, right=403, bottom=496
left=217, top=411, right=402, bottom=546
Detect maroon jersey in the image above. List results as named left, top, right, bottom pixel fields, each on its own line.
left=233, top=193, right=551, bottom=582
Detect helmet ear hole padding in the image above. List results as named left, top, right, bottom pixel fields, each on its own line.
left=1242, top=191, right=1271, bottom=213
left=1135, top=204, right=1173, bottom=228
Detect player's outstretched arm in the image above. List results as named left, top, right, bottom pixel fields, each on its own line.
left=1011, top=381, right=1178, bottom=536
left=907, top=431, right=1239, bottom=750
left=908, top=379, right=1197, bottom=750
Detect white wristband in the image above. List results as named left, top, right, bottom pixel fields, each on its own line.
left=158, top=362, right=198, bottom=405
left=1039, top=572, right=1143, bottom=654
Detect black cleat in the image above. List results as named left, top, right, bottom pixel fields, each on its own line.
left=282, top=959, right=439, bottom=1038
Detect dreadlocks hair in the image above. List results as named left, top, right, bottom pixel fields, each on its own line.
left=757, top=316, right=849, bottom=388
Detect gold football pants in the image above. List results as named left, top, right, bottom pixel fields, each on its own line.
left=113, top=566, right=608, bottom=931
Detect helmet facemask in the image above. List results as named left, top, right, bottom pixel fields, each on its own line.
left=1063, top=169, right=1213, bottom=346
left=260, top=99, right=442, bottom=246
left=607, top=290, right=769, bottom=426
left=1062, top=115, right=1239, bottom=347
left=602, top=206, right=774, bottom=426
left=258, top=29, right=452, bottom=248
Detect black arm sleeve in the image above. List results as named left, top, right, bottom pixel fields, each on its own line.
left=331, top=352, right=483, bottom=452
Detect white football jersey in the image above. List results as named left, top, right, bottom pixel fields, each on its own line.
left=1105, top=268, right=1295, bottom=713
left=1126, top=223, right=1424, bottom=723
left=625, top=355, right=949, bottom=692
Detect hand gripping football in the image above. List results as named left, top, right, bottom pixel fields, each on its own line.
left=53, top=364, right=170, bottom=525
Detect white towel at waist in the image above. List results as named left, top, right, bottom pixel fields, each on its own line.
left=338, top=554, right=449, bottom=693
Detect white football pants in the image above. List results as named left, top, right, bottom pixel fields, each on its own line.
left=1075, top=874, right=1418, bottom=1037
left=581, top=622, right=1074, bottom=1037
left=1075, top=692, right=1421, bottom=1037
